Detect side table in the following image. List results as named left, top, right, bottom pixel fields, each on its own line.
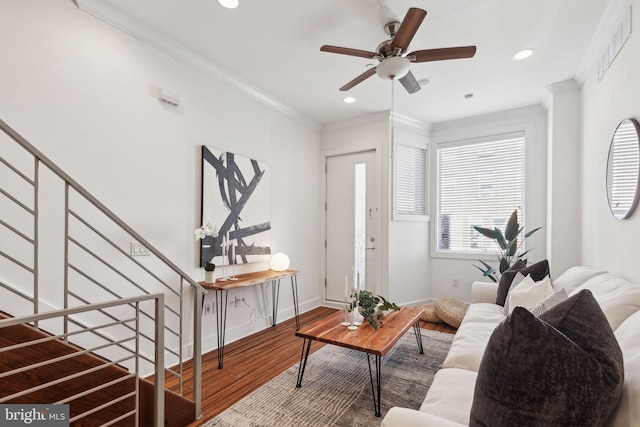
left=200, top=269, right=301, bottom=368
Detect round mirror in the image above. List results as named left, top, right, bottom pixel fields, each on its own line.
left=607, top=118, right=640, bottom=219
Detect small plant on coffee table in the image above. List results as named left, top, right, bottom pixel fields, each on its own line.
left=349, top=290, right=400, bottom=330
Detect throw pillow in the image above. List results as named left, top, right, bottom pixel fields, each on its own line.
left=495, top=259, right=526, bottom=306
left=495, top=259, right=550, bottom=306
left=505, top=274, right=552, bottom=314
left=470, top=290, right=624, bottom=427
left=529, top=288, right=568, bottom=316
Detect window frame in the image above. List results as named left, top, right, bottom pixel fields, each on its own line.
left=430, top=131, right=528, bottom=260
left=392, top=135, right=429, bottom=222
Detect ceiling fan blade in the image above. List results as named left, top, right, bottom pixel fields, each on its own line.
left=399, top=70, right=421, bottom=94
left=321, top=45, right=379, bottom=59
left=339, top=68, right=377, bottom=91
left=391, top=8, right=427, bottom=52
left=409, top=46, right=477, bottom=63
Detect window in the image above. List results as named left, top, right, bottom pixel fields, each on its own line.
left=393, top=138, right=428, bottom=221
left=436, top=132, right=525, bottom=254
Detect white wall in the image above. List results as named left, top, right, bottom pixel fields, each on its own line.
left=387, top=117, right=431, bottom=305
left=581, top=0, right=640, bottom=282
left=0, top=0, right=322, bottom=355
left=428, top=106, right=548, bottom=301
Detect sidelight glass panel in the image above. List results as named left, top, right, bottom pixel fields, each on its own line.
left=354, top=163, right=366, bottom=288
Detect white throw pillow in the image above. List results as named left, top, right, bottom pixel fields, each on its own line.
left=506, top=275, right=553, bottom=314
left=502, top=273, right=526, bottom=313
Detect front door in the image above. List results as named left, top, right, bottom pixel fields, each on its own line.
left=325, top=151, right=378, bottom=302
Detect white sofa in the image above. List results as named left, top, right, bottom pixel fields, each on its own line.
left=381, top=266, right=640, bottom=427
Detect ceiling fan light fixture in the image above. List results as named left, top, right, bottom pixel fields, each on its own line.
left=376, top=56, right=410, bottom=80
left=218, top=0, right=239, bottom=9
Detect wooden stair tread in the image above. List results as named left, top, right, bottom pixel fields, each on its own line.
left=0, top=315, right=194, bottom=426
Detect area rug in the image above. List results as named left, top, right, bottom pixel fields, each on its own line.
left=204, top=329, right=454, bottom=426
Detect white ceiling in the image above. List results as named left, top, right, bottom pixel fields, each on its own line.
left=90, top=0, right=615, bottom=126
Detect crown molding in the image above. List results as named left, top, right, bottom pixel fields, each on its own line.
left=321, top=111, right=392, bottom=133
left=391, top=112, right=432, bottom=134
left=76, top=0, right=321, bottom=132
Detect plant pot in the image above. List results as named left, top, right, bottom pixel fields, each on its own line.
left=205, top=270, right=216, bottom=283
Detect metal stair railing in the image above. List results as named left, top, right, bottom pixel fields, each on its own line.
left=0, top=293, right=165, bottom=427
left=0, top=118, right=205, bottom=420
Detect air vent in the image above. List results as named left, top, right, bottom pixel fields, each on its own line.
left=598, top=5, right=632, bottom=81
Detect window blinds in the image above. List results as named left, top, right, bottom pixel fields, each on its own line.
left=395, top=143, right=427, bottom=216
left=436, top=133, right=525, bottom=253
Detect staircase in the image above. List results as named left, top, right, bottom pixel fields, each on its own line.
left=0, top=118, right=205, bottom=426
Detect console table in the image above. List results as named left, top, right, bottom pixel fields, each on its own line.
left=200, top=269, right=301, bottom=368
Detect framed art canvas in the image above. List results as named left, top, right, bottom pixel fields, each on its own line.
left=200, top=146, right=271, bottom=266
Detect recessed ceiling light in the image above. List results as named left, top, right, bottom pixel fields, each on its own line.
left=218, top=0, right=239, bottom=9
left=464, top=93, right=474, bottom=99
left=512, top=49, right=534, bottom=61
left=343, top=96, right=356, bottom=104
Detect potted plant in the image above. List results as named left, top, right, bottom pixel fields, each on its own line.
left=349, top=290, right=400, bottom=330
left=195, top=220, right=218, bottom=283
left=472, top=209, right=541, bottom=282
left=204, top=261, right=216, bottom=283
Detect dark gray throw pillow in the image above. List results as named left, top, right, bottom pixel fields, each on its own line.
left=495, top=259, right=526, bottom=306
left=496, top=259, right=549, bottom=307
left=495, top=259, right=550, bottom=306
left=470, top=290, right=624, bottom=427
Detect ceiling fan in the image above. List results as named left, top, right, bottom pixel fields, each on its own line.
left=320, top=7, right=477, bottom=94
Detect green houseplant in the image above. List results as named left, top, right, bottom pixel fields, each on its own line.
left=473, top=209, right=541, bottom=282
left=349, top=290, right=400, bottom=330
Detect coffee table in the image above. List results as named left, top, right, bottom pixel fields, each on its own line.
left=295, top=306, right=424, bottom=417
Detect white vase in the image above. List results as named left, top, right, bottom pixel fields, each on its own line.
left=205, top=270, right=216, bottom=283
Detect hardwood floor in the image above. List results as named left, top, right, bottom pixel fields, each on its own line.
left=171, top=306, right=456, bottom=426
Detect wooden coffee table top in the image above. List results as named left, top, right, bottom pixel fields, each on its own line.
left=295, top=306, right=423, bottom=356
left=199, top=269, right=300, bottom=291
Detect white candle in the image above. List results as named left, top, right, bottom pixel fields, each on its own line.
left=226, top=232, right=230, bottom=245
left=222, top=237, right=226, bottom=256
left=345, top=275, right=349, bottom=300
left=232, top=241, right=236, bottom=261
left=357, top=271, right=360, bottom=290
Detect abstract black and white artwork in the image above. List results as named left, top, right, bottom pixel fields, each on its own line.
left=200, top=146, right=271, bottom=266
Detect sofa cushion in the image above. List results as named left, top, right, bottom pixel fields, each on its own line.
left=553, top=265, right=607, bottom=294
left=495, top=259, right=549, bottom=306
left=570, top=273, right=640, bottom=330
left=420, top=368, right=477, bottom=426
left=381, top=407, right=467, bottom=427
left=460, top=302, right=506, bottom=325
left=470, top=290, right=624, bottom=427
left=608, top=309, right=640, bottom=427
left=441, top=320, right=499, bottom=372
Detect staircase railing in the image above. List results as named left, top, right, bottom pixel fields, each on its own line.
left=0, top=118, right=204, bottom=420
left=0, top=293, right=165, bottom=426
